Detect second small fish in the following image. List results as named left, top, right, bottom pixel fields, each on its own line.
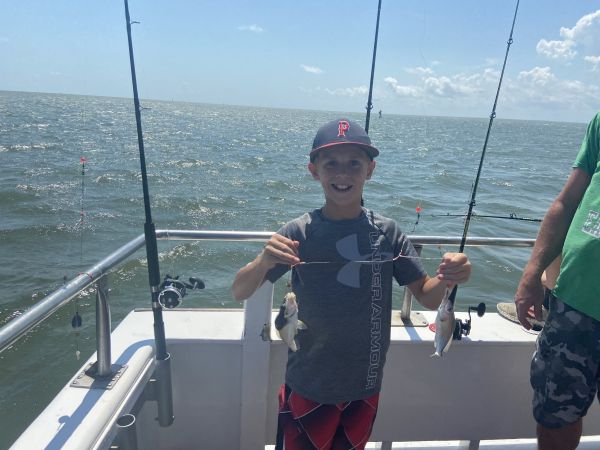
left=275, top=292, right=307, bottom=352
left=432, top=289, right=456, bottom=357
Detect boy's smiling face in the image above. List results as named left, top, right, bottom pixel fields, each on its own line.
left=308, top=145, right=376, bottom=220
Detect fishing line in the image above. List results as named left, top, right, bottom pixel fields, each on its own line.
left=290, top=250, right=442, bottom=269
left=409, top=1, right=433, bottom=233
left=78, top=157, right=87, bottom=261
left=447, top=0, right=520, bottom=307
left=290, top=252, right=444, bottom=289
left=71, top=156, right=87, bottom=360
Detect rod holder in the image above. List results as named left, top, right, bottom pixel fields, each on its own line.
left=115, top=414, right=138, bottom=450
left=95, top=275, right=112, bottom=377
left=155, top=353, right=174, bottom=427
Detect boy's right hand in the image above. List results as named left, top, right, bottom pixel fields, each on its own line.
left=231, top=233, right=300, bottom=302
left=259, top=234, right=301, bottom=269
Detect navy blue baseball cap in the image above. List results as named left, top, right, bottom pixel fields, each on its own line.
left=310, top=118, right=379, bottom=162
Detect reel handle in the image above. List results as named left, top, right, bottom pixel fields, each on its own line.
left=453, top=302, right=487, bottom=340
left=471, top=302, right=486, bottom=317
left=188, top=277, right=205, bottom=290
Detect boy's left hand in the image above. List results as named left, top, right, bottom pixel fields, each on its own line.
left=436, top=252, right=471, bottom=287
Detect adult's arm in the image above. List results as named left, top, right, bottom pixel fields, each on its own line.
left=515, top=168, right=591, bottom=328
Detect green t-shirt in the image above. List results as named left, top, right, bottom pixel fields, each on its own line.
left=554, top=113, right=600, bottom=319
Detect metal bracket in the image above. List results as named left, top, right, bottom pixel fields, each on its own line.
left=392, top=311, right=428, bottom=327
left=260, top=323, right=271, bottom=341
left=70, top=363, right=127, bottom=390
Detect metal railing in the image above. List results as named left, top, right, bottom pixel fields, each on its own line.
left=0, top=230, right=535, bottom=355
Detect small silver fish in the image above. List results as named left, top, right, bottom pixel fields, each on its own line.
left=275, top=292, right=307, bottom=352
left=432, top=289, right=455, bottom=357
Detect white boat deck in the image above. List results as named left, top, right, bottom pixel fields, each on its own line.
left=341, top=437, right=600, bottom=449
left=10, top=282, right=600, bottom=449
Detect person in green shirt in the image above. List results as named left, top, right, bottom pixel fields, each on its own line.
left=515, top=112, right=600, bottom=450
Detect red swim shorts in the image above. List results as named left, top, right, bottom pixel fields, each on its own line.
left=275, top=384, right=379, bottom=450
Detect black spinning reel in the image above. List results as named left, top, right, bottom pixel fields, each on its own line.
left=158, top=274, right=205, bottom=309
left=453, top=302, right=486, bottom=340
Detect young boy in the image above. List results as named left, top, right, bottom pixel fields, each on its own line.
left=232, top=118, right=471, bottom=450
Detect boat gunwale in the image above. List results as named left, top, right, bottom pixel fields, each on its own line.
left=0, top=230, right=535, bottom=354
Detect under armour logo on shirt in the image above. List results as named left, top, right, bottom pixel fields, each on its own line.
left=335, top=234, right=393, bottom=288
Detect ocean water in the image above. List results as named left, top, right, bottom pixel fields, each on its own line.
left=0, top=90, right=587, bottom=447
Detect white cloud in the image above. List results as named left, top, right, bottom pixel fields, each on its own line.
left=560, top=9, right=600, bottom=44
left=482, top=68, right=500, bottom=82
left=513, top=66, right=600, bottom=107
left=384, top=77, right=421, bottom=97
left=320, top=86, right=368, bottom=97
left=300, top=65, right=322, bottom=74
left=237, top=24, right=264, bottom=33
left=382, top=59, right=600, bottom=121
left=386, top=72, right=485, bottom=99
left=585, top=55, right=600, bottom=71
left=517, top=66, right=555, bottom=86
left=424, top=76, right=476, bottom=96
left=536, top=9, right=600, bottom=60
left=422, top=76, right=449, bottom=96
left=536, top=39, right=577, bottom=60
left=389, top=63, right=491, bottom=100
left=405, top=66, right=433, bottom=75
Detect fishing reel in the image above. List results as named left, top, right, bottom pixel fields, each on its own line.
left=453, top=302, right=486, bottom=340
left=158, top=274, right=205, bottom=309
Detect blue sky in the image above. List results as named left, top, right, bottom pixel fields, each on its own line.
left=1, top=1, right=599, bottom=123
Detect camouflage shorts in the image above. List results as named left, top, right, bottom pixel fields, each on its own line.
left=531, top=296, right=600, bottom=428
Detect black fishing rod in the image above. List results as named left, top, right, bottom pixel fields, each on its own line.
left=123, top=0, right=166, bottom=359
left=123, top=0, right=174, bottom=426
left=431, top=212, right=541, bottom=223
left=448, top=0, right=520, bottom=307
left=364, top=0, right=382, bottom=133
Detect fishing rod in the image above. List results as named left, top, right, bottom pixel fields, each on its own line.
left=431, top=212, right=541, bottom=223
left=364, top=0, right=382, bottom=133
left=123, top=0, right=166, bottom=359
left=123, top=0, right=173, bottom=425
left=448, top=0, right=520, bottom=312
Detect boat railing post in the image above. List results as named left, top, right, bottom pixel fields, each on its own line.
left=401, top=244, right=422, bottom=320
left=95, top=274, right=112, bottom=377
left=70, top=273, right=128, bottom=389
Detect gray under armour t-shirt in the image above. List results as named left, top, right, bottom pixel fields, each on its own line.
left=266, top=208, right=426, bottom=404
